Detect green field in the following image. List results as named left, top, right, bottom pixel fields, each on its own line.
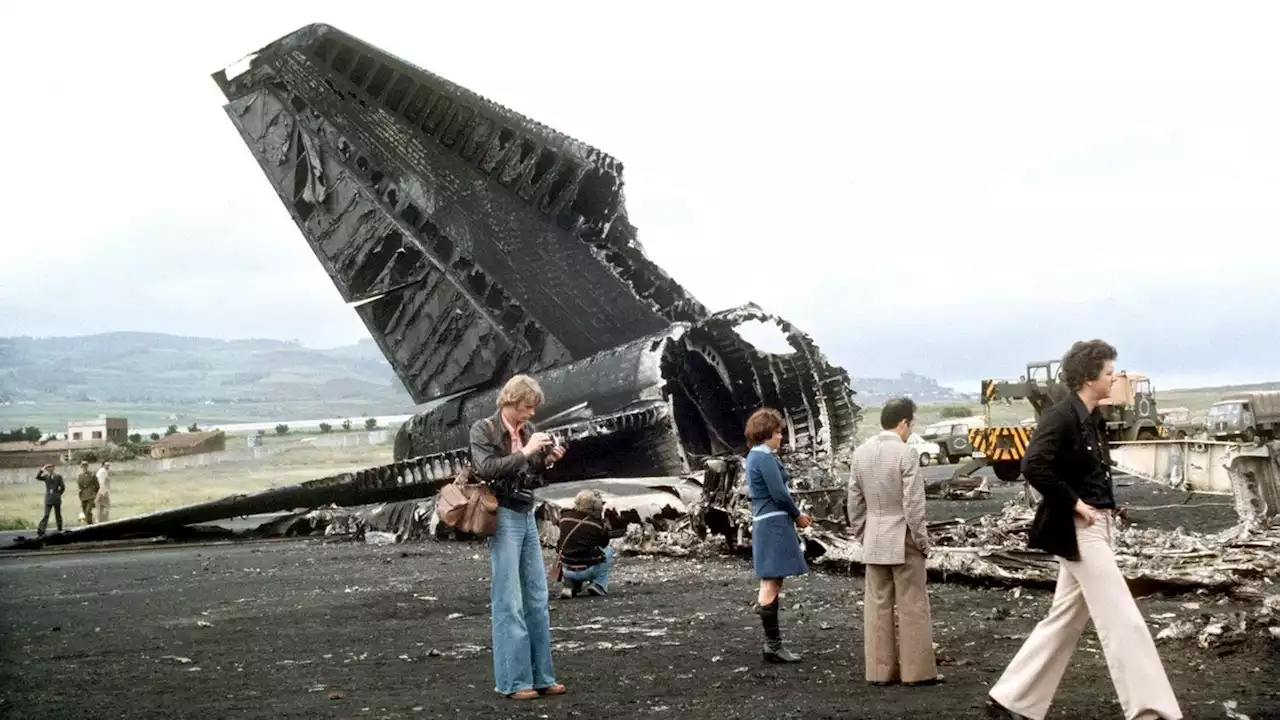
left=0, top=441, right=394, bottom=531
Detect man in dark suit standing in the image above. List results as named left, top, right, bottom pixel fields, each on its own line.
left=35, top=463, right=65, bottom=536
left=986, top=340, right=1181, bottom=720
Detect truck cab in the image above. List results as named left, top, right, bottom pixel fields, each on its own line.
left=920, top=416, right=986, bottom=464
left=1208, top=390, right=1280, bottom=444
left=1207, top=399, right=1251, bottom=442
left=1099, top=372, right=1164, bottom=441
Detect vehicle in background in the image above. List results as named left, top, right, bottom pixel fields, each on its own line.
left=919, top=416, right=986, bottom=464
left=906, top=433, right=943, bottom=467
left=1158, top=406, right=1206, bottom=439
left=1207, top=391, right=1280, bottom=444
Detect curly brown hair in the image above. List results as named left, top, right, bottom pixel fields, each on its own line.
left=1061, top=339, right=1118, bottom=391
left=745, top=408, right=785, bottom=446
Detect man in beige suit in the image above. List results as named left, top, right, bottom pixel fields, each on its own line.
left=847, top=397, right=940, bottom=686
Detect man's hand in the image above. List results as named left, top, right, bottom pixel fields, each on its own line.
left=521, top=432, right=554, bottom=456
left=548, top=444, right=566, bottom=462
left=1074, top=499, right=1098, bottom=526
left=795, top=514, right=812, bottom=529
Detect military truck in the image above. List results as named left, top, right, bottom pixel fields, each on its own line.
left=1207, top=390, right=1280, bottom=444
left=920, top=415, right=986, bottom=464
left=1158, top=406, right=1206, bottom=439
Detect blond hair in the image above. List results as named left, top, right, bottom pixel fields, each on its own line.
left=497, top=374, right=545, bottom=409
left=573, top=490, right=604, bottom=515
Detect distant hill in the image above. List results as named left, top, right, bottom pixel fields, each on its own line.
left=0, top=332, right=410, bottom=407
left=853, top=372, right=968, bottom=406
left=1166, top=381, right=1280, bottom=394
left=0, top=333, right=973, bottom=414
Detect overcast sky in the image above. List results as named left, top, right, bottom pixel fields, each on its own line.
left=2, top=1, right=1278, bottom=392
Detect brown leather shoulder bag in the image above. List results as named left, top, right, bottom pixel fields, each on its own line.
left=435, top=419, right=501, bottom=537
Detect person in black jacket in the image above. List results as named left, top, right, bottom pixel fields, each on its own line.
left=555, top=490, right=619, bottom=598
left=987, top=340, right=1181, bottom=720
left=469, top=374, right=567, bottom=701
left=35, top=464, right=65, bottom=536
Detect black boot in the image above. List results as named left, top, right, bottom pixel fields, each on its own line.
left=757, top=598, right=801, bottom=663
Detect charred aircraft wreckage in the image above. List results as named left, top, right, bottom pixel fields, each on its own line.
left=7, top=23, right=860, bottom=553
left=11, top=25, right=1280, bottom=609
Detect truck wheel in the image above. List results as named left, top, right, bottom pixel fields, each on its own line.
left=1137, top=428, right=1158, bottom=441
left=919, top=453, right=932, bottom=467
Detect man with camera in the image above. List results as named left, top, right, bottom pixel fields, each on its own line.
left=468, top=374, right=567, bottom=701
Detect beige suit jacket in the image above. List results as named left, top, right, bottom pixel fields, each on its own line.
left=847, top=431, right=930, bottom=565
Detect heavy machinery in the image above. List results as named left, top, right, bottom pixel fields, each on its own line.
left=956, top=360, right=1167, bottom=482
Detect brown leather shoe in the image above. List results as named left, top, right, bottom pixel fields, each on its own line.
left=537, top=683, right=566, bottom=696
left=506, top=689, right=538, bottom=700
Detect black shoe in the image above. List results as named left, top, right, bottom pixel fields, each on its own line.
left=763, top=643, right=802, bottom=663
left=903, top=674, right=945, bottom=687
left=584, top=583, right=607, bottom=596
left=986, top=697, right=1030, bottom=719
left=867, top=680, right=899, bottom=687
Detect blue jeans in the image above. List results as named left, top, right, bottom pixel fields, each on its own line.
left=489, top=506, right=556, bottom=695
left=562, top=546, right=615, bottom=591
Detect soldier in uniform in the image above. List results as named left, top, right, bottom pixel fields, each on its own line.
left=76, top=460, right=100, bottom=525
left=35, top=464, right=66, bottom=536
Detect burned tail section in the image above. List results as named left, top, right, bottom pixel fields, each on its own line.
left=212, top=23, right=708, bottom=404
left=211, top=21, right=861, bottom=474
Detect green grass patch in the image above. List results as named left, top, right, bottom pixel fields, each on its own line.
left=0, top=516, right=33, bottom=531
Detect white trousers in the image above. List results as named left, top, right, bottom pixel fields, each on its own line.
left=989, top=514, right=1182, bottom=720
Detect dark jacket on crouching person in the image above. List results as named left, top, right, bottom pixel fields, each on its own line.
left=468, top=412, right=550, bottom=512
left=557, top=509, right=612, bottom=571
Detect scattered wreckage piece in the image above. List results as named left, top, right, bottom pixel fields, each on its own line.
left=1109, top=438, right=1280, bottom=501
left=925, top=474, right=991, bottom=501
left=1224, top=440, right=1280, bottom=536
left=798, top=499, right=1280, bottom=597
left=2, top=453, right=467, bottom=549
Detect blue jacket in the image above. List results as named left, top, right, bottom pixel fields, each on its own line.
left=745, top=445, right=801, bottom=520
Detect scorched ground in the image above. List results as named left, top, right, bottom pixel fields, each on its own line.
left=1, top=522, right=1277, bottom=719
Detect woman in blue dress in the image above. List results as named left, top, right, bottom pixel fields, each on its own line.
left=744, top=407, right=811, bottom=663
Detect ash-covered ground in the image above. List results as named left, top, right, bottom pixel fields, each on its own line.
left=0, top=478, right=1276, bottom=720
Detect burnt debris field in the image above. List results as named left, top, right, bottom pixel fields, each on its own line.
left=2, top=482, right=1277, bottom=720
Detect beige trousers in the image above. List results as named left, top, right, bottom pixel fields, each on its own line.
left=989, top=514, right=1182, bottom=720
left=864, top=538, right=937, bottom=683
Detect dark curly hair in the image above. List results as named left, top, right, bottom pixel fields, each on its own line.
left=1061, top=339, right=1118, bottom=391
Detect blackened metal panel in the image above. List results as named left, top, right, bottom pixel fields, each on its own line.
left=394, top=329, right=675, bottom=459
left=213, top=24, right=709, bottom=403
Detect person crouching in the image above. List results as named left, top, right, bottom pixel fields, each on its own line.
left=557, top=490, right=615, bottom=598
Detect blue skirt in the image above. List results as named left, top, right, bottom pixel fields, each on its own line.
left=751, top=514, right=809, bottom=579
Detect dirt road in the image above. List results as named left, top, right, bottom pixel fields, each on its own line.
left=2, top=517, right=1276, bottom=719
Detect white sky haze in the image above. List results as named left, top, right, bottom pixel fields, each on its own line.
left=1, top=1, right=1278, bottom=391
